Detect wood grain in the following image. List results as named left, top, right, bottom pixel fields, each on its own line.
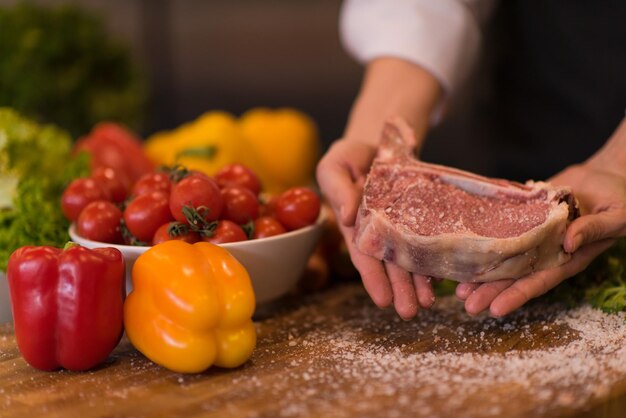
left=1, top=283, right=625, bottom=418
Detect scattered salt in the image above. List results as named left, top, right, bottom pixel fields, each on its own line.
left=265, top=291, right=626, bottom=418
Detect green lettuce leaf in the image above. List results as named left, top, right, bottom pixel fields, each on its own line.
left=0, top=108, right=89, bottom=270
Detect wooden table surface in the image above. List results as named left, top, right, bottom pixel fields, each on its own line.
left=1, top=282, right=626, bottom=418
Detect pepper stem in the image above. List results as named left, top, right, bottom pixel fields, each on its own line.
left=175, top=146, right=218, bottom=160
left=63, top=241, right=79, bottom=250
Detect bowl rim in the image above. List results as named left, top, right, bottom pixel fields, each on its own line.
left=69, top=207, right=328, bottom=252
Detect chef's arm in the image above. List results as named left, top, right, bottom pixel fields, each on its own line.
left=561, top=116, right=626, bottom=253
left=340, top=0, right=496, bottom=148
left=586, top=117, right=626, bottom=177
left=343, top=57, right=441, bottom=151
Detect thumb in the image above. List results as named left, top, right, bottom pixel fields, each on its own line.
left=564, top=210, right=626, bottom=253
left=316, top=160, right=362, bottom=227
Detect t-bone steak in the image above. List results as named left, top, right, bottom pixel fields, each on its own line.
left=354, top=119, right=579, bottom=282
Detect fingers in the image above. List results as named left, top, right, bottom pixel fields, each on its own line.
left=489, top=238, right=616, bottom=317
left=460, top=238, right=615, bottom=317
left=316, top=156, right=361, bottom=227
left=340, top=222, right=427, bottom=318
left=413, top=274, right=436, bottom=308
left=456, top=282, right=480, bottom=300
left=564, top=210, right=626, bottom=253
left=340, top=224, right=393, bottom=308
left=488, top=274, right=550, bottom=318
left=358, top=256, right=394, bottom=309
left=316, top=141, right=375, bottom=227
left=385, top=263, right=419, bottom=319
left=464, top=279, right=515, bottom=316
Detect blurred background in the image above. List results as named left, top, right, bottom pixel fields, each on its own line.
left=0, top=0, right=363, bottom=149
left=4, top=0, right=621, bottom=181
left=0, top=0, right=498, bottom=177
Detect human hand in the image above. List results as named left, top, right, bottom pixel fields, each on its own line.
left=455, top=162, right=626, bottom=317
left=316, top=138, right=435, bottom=319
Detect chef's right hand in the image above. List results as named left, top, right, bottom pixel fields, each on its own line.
left=316, top=138, right=435, bottom=319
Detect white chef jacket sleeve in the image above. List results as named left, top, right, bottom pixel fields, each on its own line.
left=340, top=0, right=495, bottom=95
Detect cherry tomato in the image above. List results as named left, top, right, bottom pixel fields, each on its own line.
left=169, top=175, right=223, bottom=225
left=203, top=220, right=247, bottom=244
left=61, top=178, right=110, bottom=222
left=259, top=194, right=279, bottom=217
left=275, top=187, right=321, bottom=231
left=220, top=186, right=260, bottom=224
left=152, top=222, right=200, bottom=245
left=74, top=122, right=154, bottom=185
left=124, top=191, right=173, bottom=243
left=76, top=200, right=123, bottom=243
left=132, top=172, right=172, bottom=197
left=185, top=170, right=212, bottom=181
left=215, top=163, right=262, bottom=195
left=92, top=167, right=128, bottom=203
left=252, top=216, right=286, bottom=239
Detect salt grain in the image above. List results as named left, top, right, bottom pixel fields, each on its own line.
left=265, top=290, right=626, bottom=418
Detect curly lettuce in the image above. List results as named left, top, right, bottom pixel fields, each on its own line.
left=0, top=2, right=146, bottom=136
left=577, top=239, right=626, bottom=313
left=0, top=108, right=89, bottom=270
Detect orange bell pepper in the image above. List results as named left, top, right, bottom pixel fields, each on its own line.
left=124, top=241, right=256, bottom=373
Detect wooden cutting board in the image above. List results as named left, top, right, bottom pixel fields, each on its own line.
left=1, top=282, right=625, bottom=417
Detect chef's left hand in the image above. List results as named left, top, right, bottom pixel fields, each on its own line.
left=317, top=138, right=436, bottom=319
left=455, top=121, right=626, bottom=316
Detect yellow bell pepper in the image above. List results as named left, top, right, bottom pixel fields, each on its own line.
left=124, top=240, right=256, bottom=373
left=238, top=107, right=320, bottom=194
left=143, top=111, right=245, bottom=176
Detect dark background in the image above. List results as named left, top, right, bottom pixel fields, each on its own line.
left=9, top=0, right=618, bottom=182
left=0, top=0, right=491, bottom=174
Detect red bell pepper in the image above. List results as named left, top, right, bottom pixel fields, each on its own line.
left=7, top=244, right=126, bottom=371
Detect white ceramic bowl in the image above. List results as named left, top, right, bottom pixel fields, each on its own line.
left=69, top=211, right=326, bottom=305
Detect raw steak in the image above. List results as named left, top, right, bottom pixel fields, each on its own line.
left=354, top=119, right=578, bottom=282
